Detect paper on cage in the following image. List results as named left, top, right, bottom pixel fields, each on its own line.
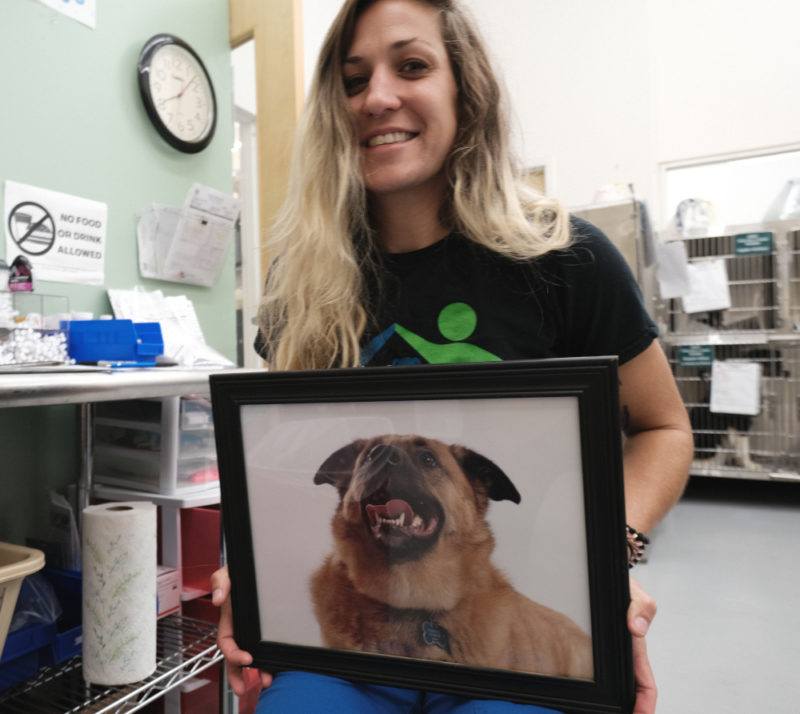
left=681, top=258, right=731, bottom=314
left=709, top=360, right=761, bottom=416
left=656, top=240, right=691, bottom=299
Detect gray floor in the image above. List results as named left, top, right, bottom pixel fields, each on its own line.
left=634, top=477, right=800, bottom=714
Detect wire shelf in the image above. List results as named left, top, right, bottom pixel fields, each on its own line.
left=0, top=615, right=222, bottom=713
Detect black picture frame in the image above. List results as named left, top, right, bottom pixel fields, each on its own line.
left=210, top=358, right=634, bottom=714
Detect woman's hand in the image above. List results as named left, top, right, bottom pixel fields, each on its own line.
left=211, top=566, right=274, bottom=695
left=628, top=576, right=658, bottom=714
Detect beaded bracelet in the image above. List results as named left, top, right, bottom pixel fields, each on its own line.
left=626, top=524, right=649, bottom=568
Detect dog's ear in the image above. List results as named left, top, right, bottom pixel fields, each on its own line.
left=313, top=440, right=365, bottom=496
left=452, top=446, right=521, bottom=504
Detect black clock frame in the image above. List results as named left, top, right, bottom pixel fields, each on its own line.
left=137, top=33, right=217, bottom=154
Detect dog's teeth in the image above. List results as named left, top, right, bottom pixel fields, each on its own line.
left=398, top=512, right=406, bottom=526
left=412, top=515, right=423, bottom=529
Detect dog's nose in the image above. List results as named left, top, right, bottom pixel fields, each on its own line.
left=366, top=443, right=402, bottom=468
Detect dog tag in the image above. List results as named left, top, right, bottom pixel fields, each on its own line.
left=422, top=619, right=452, bottom=655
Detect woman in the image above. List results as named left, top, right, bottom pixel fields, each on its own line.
left=213, top=0, right=693, bottom=711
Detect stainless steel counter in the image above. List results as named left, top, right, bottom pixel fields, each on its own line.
left=0, top=366, right=222, bottom=408
left=0, top=365, right=242, bottom=535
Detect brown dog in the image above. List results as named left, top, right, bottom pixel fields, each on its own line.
left=310, top=435, right=593, bottom=679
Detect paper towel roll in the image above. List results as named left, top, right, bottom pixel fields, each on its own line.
left=82, top=501, right=157, bottom=685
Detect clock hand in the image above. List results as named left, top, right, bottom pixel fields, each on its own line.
left=159, top=74, right=197, bottom=104
left=177, top=74, right=197, bottom=99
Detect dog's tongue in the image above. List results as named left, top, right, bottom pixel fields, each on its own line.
left=366, top=498, right=439, bottom=540
left=366, top=499, right=414, bottom=523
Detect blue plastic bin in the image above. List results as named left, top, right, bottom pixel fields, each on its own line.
left=0, top=622, right=56, bottom=691
left=41, top=568, right=82, bottom=666
left=64, top=320, right=164, bottom=365
left=0, top=568, right=83, bottom=691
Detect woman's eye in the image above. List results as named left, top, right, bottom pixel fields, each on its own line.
left=343, top=75, right=368, bottom=95
left=400, top=60, right=427, bottom=74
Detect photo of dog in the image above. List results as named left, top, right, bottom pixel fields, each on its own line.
left=310, top=434, right=594, bottom=680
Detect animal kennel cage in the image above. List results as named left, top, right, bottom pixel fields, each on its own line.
left=790, top=227, right=800, bottom=331
left=666, top=341, right=800, bottom=480
left=656, top=220, right=800, bottom=481
left=664, top=231, right=780, bottom=335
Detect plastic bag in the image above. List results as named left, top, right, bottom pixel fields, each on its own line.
left=763, top=178, right=800, bottom=221
left=8, top=572, right=62, bottom=633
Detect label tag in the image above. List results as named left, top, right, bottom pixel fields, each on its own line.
left=678, top=345, right=714, bottom=367
left=734, top=232, right=773, bottom=256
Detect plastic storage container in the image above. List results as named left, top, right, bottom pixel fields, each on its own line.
left=92, top=396, right=219, bottom=495
left=180, top=507, right=221, bottom=600
left=0, top=620, right=56, bottom=691
left=0, top=293, right=70, bottom=366
left=0, top=543, right=45, bottom=659
left=65, top=319, right=163, bottom=365
left=0, top=567, right=81, bottom=692
left=40, top=568, right=82, bottom=666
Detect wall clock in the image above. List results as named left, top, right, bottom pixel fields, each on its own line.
left=137, top=34, right=217, bottom=154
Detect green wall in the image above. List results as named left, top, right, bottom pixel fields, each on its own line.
left=0, top=0, right=235, bottom=544
left=0, top=0, right=236, bottom=359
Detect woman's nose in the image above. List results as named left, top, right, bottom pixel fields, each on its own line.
left=361, top=67, right=402, bottom=116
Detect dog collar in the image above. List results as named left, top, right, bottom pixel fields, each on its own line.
left=422, top=619, right=452, bottom=655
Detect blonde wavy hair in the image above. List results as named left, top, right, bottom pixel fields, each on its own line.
left=258, top=0, right=571, bottom=371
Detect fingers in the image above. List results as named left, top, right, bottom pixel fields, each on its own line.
left=217, top=595, right=253, bottom=695
left=210, top=565, right=230, bottom=606
left=628, top=576, right=657, bottom=637
left=627, top=576, right=658, bottom=714
left=631, top=629, right=657, bottom=714
left=211, top=564, right=274, bottom=695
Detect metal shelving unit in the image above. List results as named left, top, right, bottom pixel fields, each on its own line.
left=0, top=369, right=242, bottom=713
left=0, top=615, right=222, bottom=713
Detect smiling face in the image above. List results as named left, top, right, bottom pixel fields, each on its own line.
left=343, top=0, right=459, bottom=203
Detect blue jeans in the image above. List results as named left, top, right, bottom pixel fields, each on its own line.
left=255, top=671, right=561, bottom=713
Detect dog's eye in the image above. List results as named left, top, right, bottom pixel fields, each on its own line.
left=420, top=450, right=437, bottom=467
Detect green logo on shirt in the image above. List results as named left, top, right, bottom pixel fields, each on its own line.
left=395, top=302, right=501, bottom=364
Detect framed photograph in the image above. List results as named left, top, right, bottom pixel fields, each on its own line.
left=210, top=358, right=634, bottom=713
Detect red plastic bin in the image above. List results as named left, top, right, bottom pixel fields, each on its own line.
left=180, top=507, right=221, bottom=599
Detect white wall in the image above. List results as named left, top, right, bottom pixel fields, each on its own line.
left=298, top=0, right=800, bottom=226
left=465, top=0, right=654, bottom=209
left=649, top=0, right=800, bottom=163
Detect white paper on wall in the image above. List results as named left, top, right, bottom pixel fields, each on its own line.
left=4, top=180, right=107, bottom=286
left=36, top=0, right=96, bottom=29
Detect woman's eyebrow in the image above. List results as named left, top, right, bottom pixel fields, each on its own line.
left=344, top=37, right=435, bottom=66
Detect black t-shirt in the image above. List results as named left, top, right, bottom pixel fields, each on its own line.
left=360, top=217, right=657, bottom=367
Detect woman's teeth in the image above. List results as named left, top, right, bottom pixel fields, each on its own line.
left=368, top=131, right=414, bottom=147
